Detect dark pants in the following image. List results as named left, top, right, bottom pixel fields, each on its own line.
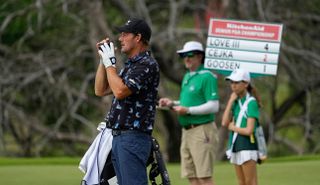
left=111, top=131, right=152, bottom=185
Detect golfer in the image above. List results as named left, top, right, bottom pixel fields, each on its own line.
left=95, top=18, right=159, bottom=185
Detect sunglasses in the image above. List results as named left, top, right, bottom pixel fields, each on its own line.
left=179, top=52, right=196, bottom=58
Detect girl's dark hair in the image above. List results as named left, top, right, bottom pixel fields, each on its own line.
left=247, top=84, right=262, bottom=107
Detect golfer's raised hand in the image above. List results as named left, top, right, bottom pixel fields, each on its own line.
left=98, top=42, right=116, bottom=68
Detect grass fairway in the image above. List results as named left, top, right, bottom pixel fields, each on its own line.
left=0, top=156, right=320, bottom=185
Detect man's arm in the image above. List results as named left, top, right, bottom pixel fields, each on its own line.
left=106, top=67, right=132, bottom=100
left=94, top=63, right=112, bottom=96
left=188, top=100, right=219, bottom=114
left=172, top=100, right=218, bottom=115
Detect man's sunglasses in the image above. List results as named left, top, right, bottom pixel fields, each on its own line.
left=179, top=52, right=197, bottom=58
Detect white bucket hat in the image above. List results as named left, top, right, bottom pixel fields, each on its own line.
left=176, top=41, right=204, bottom=54
left=226, top=69, right=251, bottom=82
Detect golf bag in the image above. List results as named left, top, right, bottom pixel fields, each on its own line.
left=148, top=137, right=171, bottom=185
left=99, top=152, right=117, bottom=185
left=98, top=137, right=170, bottom=185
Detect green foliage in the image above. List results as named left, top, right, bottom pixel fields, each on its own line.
left=279, top=126, right=304, bottom=142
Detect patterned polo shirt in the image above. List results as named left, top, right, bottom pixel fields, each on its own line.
left=105, top=51, right=159, bottom=133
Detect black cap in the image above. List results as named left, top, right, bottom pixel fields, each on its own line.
left=116, top=18, right=151, bottom=42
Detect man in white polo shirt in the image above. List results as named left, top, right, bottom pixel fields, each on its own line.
left=159, top=41, right=219, bottom=185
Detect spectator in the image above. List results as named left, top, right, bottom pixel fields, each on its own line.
left=159, top=41, right=219, bottom=185
left=221, top=69, right=261, bottom=185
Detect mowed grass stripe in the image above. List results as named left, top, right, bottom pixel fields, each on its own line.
left=0, top=157, right=320, bottom=185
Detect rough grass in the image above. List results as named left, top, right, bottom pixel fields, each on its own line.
left=0, top=155, right=319, bottom=185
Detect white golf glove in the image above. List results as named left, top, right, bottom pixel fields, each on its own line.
left=98, top=42, right=116, bottom=68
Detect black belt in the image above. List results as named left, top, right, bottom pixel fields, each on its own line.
left=183, top=122, right=211, bottom=130
left=112, top=129, right=151, bottom=136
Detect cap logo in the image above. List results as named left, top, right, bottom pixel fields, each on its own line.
left=126, top=20, right=131, bottom=25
